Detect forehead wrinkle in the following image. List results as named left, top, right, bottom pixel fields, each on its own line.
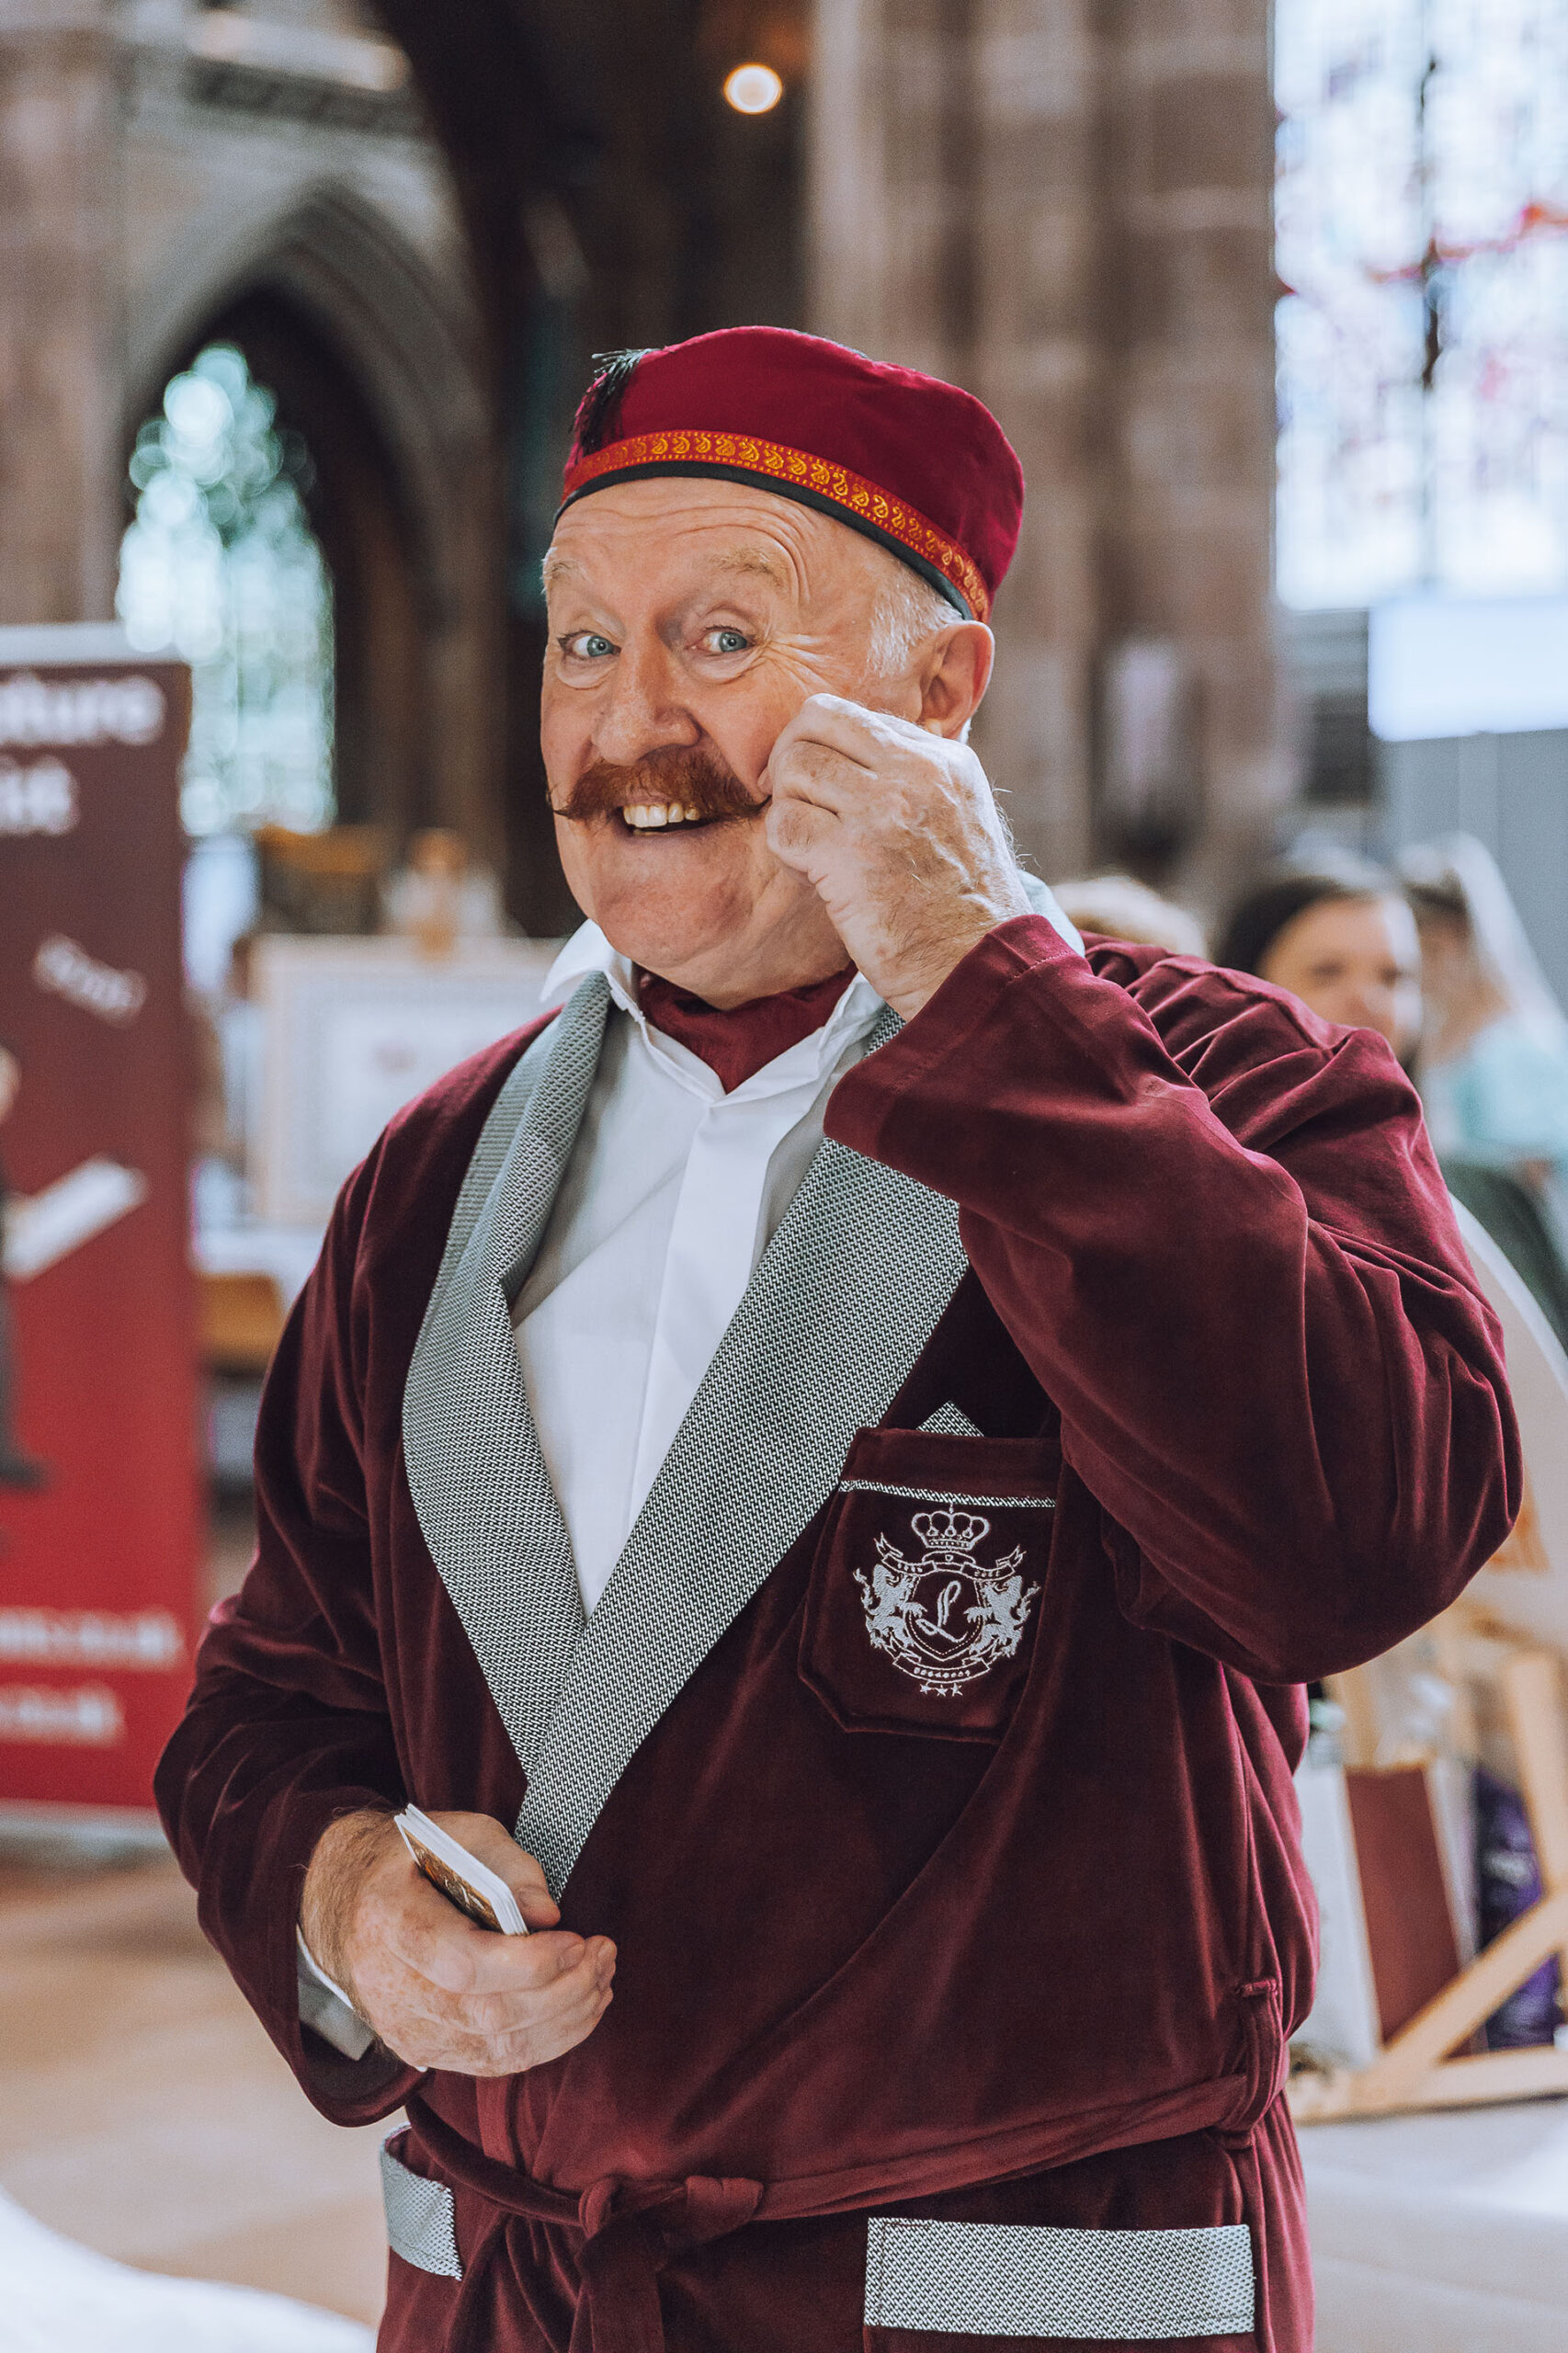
left=541, top=536, right=790, bottom=602
left=548, top=478, right=845, bottom=605
left=544, top=541, right=812, bottom=639
left=706, top=544, right=791, bottom=591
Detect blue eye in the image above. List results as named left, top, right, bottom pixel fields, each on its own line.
left=711, top=628, right=748, bottom=654
left=581, top=634, right=614, bottom=658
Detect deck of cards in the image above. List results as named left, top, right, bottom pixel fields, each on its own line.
left=395, top=1805, right=528, bottom=1935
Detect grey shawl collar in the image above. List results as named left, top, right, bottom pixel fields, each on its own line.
left=404, top=972, right=967, bottom=1899
left=403, top=978, right=608, bottom=1787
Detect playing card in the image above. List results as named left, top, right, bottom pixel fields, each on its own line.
left=395, top=1805, right=528, bottom=1934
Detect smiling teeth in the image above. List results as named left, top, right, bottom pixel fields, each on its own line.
left=624, top=802, right=701, bottom=830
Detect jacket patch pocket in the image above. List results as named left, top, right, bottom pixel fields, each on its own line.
left=863, top=2216, right=1256, bottom=2339
left=381, top=2132, right=463, bottom=2279
left=801, top=1428, right=1056, bottom=1742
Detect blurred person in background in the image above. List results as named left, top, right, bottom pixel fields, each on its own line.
left=1050, top=871, right=1207, bottom=958
left=1220, top=848, right=1568, bottom=1352
left=382, top=826, right=506, bottom=957
left=1215, top=854, right=1423, bottom=1066
left=1401, top=835, right=1568, bottom=1214
left=1401, top=835, right=1568, bottom=1352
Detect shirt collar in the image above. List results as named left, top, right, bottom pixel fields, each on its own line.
left=539, top=922, right=883, bottom=1099
left=540, top=921, right=642, bottom=1020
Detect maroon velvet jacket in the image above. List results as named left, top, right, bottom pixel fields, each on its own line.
left=156, top=919, right=1517, bottom=2353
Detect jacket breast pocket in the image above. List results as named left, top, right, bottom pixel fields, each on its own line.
left=800, top=1427, right=1058, bottom=1743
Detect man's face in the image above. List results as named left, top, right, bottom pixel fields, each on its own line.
left=540, top=478, right=937, bottom=1001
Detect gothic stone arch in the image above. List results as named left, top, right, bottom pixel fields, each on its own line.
left=124, top=181, right=503, bottom=865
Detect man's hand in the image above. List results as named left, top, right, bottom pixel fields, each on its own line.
left=763, top=695, right=1032, bottom=1019
left=300, top=1809, right=615, bottom=2077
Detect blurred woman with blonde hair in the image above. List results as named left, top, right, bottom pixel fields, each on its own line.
left=1401, top=836, right=1568, bottom=1251
left=1399, top=835, right=1568, bottom=1348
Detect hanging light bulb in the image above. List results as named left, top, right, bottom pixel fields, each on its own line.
left=723, top=63, right=783, bottom=114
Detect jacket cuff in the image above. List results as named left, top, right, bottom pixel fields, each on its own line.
left=256, top=1781, right=417, bottom=2119
left=827, top=915, right=1083, bottom=1165
left=297, top=1927, right=379, bottom=2063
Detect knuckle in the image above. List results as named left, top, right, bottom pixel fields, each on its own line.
left=472, top=1978, right=537, bottom=2031
left=427, top=1937, right=480, bottom=1999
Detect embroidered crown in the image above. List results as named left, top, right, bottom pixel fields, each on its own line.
left=912, top=1505, right=990, bottom=1557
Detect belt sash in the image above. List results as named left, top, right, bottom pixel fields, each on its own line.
left=406, top=2064, right=1264, bottom=2353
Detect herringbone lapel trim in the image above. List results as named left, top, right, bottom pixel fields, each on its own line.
left=515, top=1007, right=967, bottom=1898
left=402, top=975, right=610, bottom=1777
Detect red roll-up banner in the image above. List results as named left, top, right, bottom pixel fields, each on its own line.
left=0, top=626, right=200, bottom=1824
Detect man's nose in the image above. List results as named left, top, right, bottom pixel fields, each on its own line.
left=591, top=637, right=699, bottom=767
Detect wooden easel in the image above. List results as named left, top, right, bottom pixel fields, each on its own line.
left=1289, top=1643, right=1568, bottom=2122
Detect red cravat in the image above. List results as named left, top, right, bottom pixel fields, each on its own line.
left=637, top=967, right=857, bottom=1093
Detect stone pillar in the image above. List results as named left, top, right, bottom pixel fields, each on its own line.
left=811, top=0, right=961, bottom=379
left=967, top=0, right=1103, bottom=879
left=0, top=0, right=123, bottom=625
left=1100, top=0, right=1284, bottom=896
left=808, top=0, right=1280, bottom=893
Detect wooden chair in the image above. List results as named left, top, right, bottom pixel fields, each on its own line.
left=1290, top=1636, right=1568, bottom=2120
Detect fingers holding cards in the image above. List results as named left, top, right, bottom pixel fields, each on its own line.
left=387, top=1807, right=615, bottom=2036
left=307, top=1804, right=616, bottom=2077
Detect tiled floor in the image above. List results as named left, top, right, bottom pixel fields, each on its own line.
left=0, top=1848, right=388, bottom=2327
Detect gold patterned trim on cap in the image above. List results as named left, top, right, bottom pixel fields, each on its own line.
left=562, top=429, right=990, bottom=621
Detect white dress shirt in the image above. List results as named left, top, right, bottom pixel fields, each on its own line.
left=515, top=925, right=885, bottom=1612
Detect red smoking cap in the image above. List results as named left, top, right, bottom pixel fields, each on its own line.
left=558, top=327, right=1024, bottom=623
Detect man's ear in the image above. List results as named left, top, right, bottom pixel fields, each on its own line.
left=917, top=622, right=994, bottom=738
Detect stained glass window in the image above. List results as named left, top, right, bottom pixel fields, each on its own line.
left=117, top=345, right=335, bottom=835
left=1276, top=0, right=1568, bottom=609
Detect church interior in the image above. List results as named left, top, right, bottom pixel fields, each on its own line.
left=4, top=2, right=1568, bottom=2347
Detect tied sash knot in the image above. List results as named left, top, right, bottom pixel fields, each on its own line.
left=413, top=2097, right=761, bottom=2353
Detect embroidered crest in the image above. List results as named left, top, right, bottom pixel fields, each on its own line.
left=854, top=1504, right=1040, bottom=1698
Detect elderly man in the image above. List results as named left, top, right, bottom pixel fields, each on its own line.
left=158, top=330, right=1516, bottom=2353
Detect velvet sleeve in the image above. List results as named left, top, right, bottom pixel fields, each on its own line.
left=825, top=915, right=1520, bottom=1681
left=154, top=1139, right=420, bottom=2125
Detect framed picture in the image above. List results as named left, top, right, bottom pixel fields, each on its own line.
left=254, top=937, right=557, bottom=1226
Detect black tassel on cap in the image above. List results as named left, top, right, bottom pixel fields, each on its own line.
left=572, top=349, right=653, bottom=456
